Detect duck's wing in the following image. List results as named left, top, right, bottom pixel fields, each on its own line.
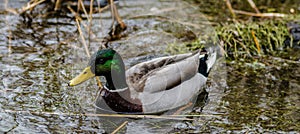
left=139, top=73, right=207, bottom=114
left=126, top=52, right=200, bottom=93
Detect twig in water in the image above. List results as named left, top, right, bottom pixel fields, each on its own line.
left=96, top=3, right=110, bottom=13
left=225, top=0, right=236, bottom=19
left=3, top=109, right=195, bottom=121
left=67, top=5, right=98, bottom=42
left=225, top=0, right=285, bottom=18
left=19, top=0, right=46, bottom=14
left=269, top=56, right=300, bottom=64
left=75, top=19, right=90, bottom=57
left=111, top=121, right=128, bottom=134
left=78, top=0, right=93, bottom=47
left=247, top=0, right=260, bottom=13
left=88, top=0, right=94, bottom=47
left=233, top=10, right=286, bottom=17
left=5, top=8, right=18, bottom=14
left=54, top=0, right=61, bottom=11
left=109, top=0, right=116, bottom=27
left=173, top=102, right=193, bottom=115
left=4, top=0, right=12, bottom=55
left=79, top=0, right=91, bottom=22
left=89, top=0, right=94, bottom=16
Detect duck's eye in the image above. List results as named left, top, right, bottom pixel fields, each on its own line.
left=97, top=58, right=105, bottom=64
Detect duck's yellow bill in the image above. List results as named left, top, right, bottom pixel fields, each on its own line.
left=69, top=66, right=95, bottom=86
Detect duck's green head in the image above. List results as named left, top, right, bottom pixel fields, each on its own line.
left=69, top=48, right=124, bottom=86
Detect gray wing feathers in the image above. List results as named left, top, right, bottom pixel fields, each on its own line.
left=141, top=73, right=207, bottom=113
left=142, top=53, right=199, bottom=93
left=126, top=53, right=197, bottom=92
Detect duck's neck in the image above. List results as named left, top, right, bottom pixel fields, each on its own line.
left=104, top=68, right=128, bottom=90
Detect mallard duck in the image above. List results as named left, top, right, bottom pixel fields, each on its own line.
left=69, top=48, right=217, bottom=114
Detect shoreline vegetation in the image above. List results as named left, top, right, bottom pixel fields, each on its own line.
left=5, top=0, right=300, bottom=60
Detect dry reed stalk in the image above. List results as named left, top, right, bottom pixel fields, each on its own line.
left=225, top=0, right=236, bottom=19
left=5, top=8, right=19, bottom=14
left=20, top=0, right=46, bottom=14
left=233, top=10, right=286, bottom=17
left=111, top=121, right=128, bottom=134
left=111, top=0, right=121, bottom=25
left=76, top=0, right=93, bottom=47
left=269, top=56, right=300, bottom=64
left=68, top=4, right=103, bottom=89
left=89, top=0, right=94, bottom=28
left=251, top=30, right=261, bottom=54
left=29, top=0, right=39, bottom=11
left=225, top=0, right=285, bottom=19
left=247, top=0, right=260, bottom=13
left=67, top=5, right=98, bottom=41
left=169, top=114, right=221, bottom=117
left=219, top=41, right=227, bottom=57
left=4, top=0, right=12, bottom=55
left=3, top=109, right=195, bottom=121
left=96, top=77, right=103, bottom=90
left=78, top=0, right=91, bottom=22
left=232, top=38, right=251, bottom=56
left=109, top=0, right=116, bottom=27
left=75, top=18, right=90, bottom=57
left=89, top=0, right=94, bottom=16
left=54, top=0, right=61, bottom=11
left=88, top=0, right=94, bottom=47
left=97, top=3, right=110, bottom=12
left=173, top=102, right=193, bottom=115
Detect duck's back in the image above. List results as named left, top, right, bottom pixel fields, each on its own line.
left=126, top=52, right=200, bottom=93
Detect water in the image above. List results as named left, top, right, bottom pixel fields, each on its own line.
left=197, top=51, right=300, bottom=133
left=0, top=0, right=299, bottom=133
